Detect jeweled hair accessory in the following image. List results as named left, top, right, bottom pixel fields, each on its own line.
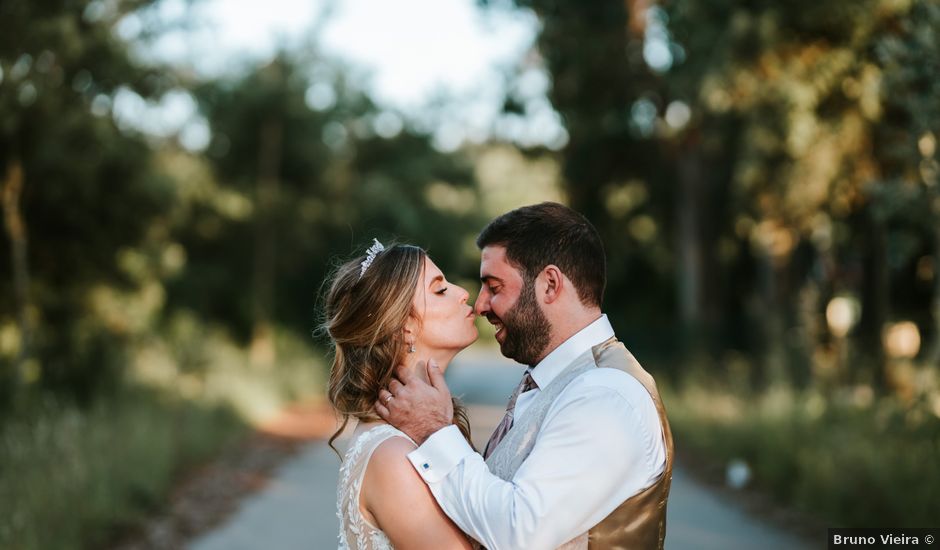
left=359, top=238, right=385, bottom=278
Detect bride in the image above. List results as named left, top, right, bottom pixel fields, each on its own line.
left=323, top=240, right=477, bottom=550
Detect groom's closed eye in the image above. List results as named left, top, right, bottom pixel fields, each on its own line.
left=479, top=275, right=504, bottom=299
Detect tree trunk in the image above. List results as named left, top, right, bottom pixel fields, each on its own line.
left=928, top=196, right=940, bottom=365
left=250, top=116, right=282, bottom=368
left=858, top=207, right=889, bottom=390
left=755, top=249, right=789, bottom=389
left=2, top=158, right=31, bottom=379
left=676, top=140, right=705, bottom=351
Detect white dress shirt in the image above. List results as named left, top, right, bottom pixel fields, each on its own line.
left=407, top=315, right=667, bottom=550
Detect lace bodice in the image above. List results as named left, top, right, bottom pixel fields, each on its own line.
left=336, top=424, right=413, bottom=550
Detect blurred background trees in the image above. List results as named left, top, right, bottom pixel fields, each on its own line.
left=176, top=51, right=483, bottom=364
left=0, top=0, right=486, bottom=406
left=503, top=0, right=939, bottom=394
left=0, top=0, right=177, bottom=403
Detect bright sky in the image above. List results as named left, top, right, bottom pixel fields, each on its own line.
left=118, top=0, right=568, bottom=150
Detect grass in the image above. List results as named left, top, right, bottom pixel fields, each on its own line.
left=0, top=322, right=326, bottom=550
left=0, top=387, right=246, bottom=549
left=662, top=369, right=940, bottom=528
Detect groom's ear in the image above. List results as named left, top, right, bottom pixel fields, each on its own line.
left=541, top=265, right=564, bottom=304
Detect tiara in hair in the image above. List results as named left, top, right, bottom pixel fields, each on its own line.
left=359, top=238, right=385, bottom=278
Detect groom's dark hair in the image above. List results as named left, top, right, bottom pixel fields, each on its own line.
left=476, top=202, right=606, bottom=308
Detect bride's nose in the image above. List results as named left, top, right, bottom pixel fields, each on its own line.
left=457, top=285, right=470, bottom=303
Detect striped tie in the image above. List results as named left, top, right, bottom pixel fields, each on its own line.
left=483, top=370, right=538, bottom=459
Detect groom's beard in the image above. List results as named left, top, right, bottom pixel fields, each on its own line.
left=496, top=278, right=551, bottom=366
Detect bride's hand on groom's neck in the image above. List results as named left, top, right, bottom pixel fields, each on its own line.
left=375, top=360, right=453, bottom=445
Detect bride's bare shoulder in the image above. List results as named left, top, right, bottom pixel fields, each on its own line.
left=361, top=434, right=431, bottom=517
left=374, top=433, right=418, bottom=456
left=361, top=434, right=472, bottom=550
left=364, top=434, right=421, bottom=484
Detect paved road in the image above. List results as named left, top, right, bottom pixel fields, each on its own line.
left=190, top=350, right=813, bottom=549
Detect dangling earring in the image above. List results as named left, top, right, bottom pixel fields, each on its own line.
left=404, top=327, right=416, bottom=353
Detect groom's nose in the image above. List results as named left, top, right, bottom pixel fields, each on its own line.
left=473, top=288, right=490, bottom=316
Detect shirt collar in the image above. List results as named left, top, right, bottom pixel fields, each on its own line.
left=529, top=314, right=614, bottom=389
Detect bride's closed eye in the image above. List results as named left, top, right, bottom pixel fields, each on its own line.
left=435, top=287, right=449, bottom=295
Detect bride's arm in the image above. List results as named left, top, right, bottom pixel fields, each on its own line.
left=362, top=436, right=473, bottom=550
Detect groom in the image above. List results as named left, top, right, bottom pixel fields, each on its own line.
left=376, top=202, right=674, bottom=549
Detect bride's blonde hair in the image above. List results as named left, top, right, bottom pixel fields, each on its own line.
left=322, top=243, right=472, bottom=453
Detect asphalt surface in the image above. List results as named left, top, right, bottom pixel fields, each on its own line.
left=189, top=349, right=814, bottom=550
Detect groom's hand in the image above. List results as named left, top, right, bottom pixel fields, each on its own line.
left=375, top=360, right=453, bottom=445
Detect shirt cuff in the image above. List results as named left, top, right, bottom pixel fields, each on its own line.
left=406, top=425, right=475, bottom=483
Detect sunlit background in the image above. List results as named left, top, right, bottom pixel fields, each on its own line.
left=110, top=0, right=565, bottom=151
left=1, top=0, right=938, bottom=547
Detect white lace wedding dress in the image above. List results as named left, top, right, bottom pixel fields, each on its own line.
left=336, top=424, right=413, bottom=550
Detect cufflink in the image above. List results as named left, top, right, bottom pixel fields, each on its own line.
left=422, top=463, right=430, bottom=470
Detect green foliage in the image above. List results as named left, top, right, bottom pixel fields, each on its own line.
left=660, top=0, right=940, bottom=364
left=0, top=387, right=246, bottom=550
left=0, top=2, right=487, bottom=397
left=146, top=316, right=327, bottom=421
left=0, top=0, right=176, bottom=399
left=505, top=0, right=940, bottom=375
left=170, top=51, right=486, bottom=338
left=0, top=321, right=324, bottom=549
left=665, top=379, right=940, bottom=527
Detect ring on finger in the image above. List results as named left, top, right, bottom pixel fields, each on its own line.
left=383, top=394, right=394, bottom=404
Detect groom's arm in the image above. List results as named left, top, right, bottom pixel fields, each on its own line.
left=399, top=370, right=666, bottom=550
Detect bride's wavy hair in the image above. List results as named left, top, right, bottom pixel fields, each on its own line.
left=320, top=243, right=472, bottom=454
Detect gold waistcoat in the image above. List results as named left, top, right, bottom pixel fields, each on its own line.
left=586, top=338, right=674, bottom=550
left=483, top=337, right=674, bottom=550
